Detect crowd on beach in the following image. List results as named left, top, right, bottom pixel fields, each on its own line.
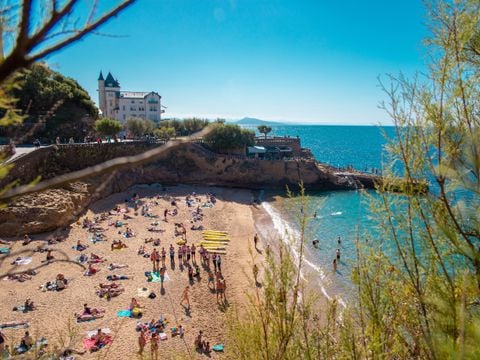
left=0, top=188, right=233, bottom=359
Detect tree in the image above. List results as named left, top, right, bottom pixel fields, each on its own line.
left=203, top=123, right=254, bottom=152
left=0, top=63, right=98, bottom=142
left=153, top=126, right=175, bottom=140
left=125, top=118, right=155, bottom=138
left=257, top=125, right=272, bottom=139
left=94, top=118, right=122, bottom=138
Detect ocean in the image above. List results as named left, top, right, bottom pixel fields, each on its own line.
left=248, top=125, right=395, bottom=305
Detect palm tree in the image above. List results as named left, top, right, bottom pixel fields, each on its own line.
left=257, top=125, right=272, bottom=139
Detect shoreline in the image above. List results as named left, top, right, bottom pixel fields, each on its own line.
left=0, top=184, right=257, bottom=359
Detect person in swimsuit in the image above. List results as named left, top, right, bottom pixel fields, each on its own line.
left=138, top=329, right=147, bottom=355
left=180, top=286, right=190, bottom=309
left=150, top=332, right=159, bottom=360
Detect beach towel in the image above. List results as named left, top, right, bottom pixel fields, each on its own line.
left=0, top=247, right=9, bottom=254
left=82, top=336, right=112, bottom=351
left=146, top=271, right=170, bottom=283
left=159, top=333, right=167, bottom=340
left=117, top=309, right=132, bottom=317
left=13, top=257, right=32, bottom=265
left=213, top=344, right=225, bottom=352
left=86, top=328, right=111, bottom=338
left=137, top=287, right=150, bottom=297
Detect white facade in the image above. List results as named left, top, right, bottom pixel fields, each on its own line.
left=97, top=71, right=164, bottom=123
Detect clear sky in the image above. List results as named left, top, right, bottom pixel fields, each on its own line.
left=48, top=0, right=428, bottom=125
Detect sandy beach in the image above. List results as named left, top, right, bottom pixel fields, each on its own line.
left=0, top=184, right=257, bottom=359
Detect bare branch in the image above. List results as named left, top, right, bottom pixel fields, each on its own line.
left=28, top=0, right=136, bottom=62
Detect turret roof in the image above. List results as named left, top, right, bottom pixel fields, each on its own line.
left=104, top=72, right=120, bottom=88
left=98, top=71, right=104, bottom=81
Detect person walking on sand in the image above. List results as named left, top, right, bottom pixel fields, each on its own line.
left=138, top=329, right=147, bottom=355
left=254, top=233, right=259, bottom=249
left=253, top=264, right=259, bottom=284
left=217, top=255, right=222, bottom=273
left=180, top=286, right=190, bottom=309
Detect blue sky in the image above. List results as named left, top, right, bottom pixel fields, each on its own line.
left=48, top=0, right=427, bottom=124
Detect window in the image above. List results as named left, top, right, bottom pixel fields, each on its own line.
left=108, top=93, right=114, bottom=97
left=122, top=106, right=125, bottom=111
left=123, top=114, right=126, bottom=120
left=130, top=107, right=136, bottom=111
left=131, top=100, right=135, bottom=104
left=109, top=101, right=113, bottom=106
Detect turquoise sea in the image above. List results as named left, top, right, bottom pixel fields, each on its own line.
left=249, top=125, right=396, bottom=305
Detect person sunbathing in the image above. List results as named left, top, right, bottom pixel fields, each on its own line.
left=20, top=331, right=34, bottom=349
left=98, top=282, right=121, bottom=289
left=111, top=240, right=127, bottom=250
left=137, top=245, right=146, bottom=255
left=129, top=298, right=142, bottom=310
left=75, top=304, right=105, bottom=321
left=75, top=240, right=88, bottom=251
left=84, top=264, right=99, bottom=276
left=22, top=234, right=32, bottom=246
left=96, top=287, right=124, bottom=299
left=106, top=274, right=129, bottom=281
left=90, top=253, right=102, bottom=260
left=45, top=249, right=54, bottom=262
left=90, top=329, right=111, bottom=352
left=24, top=299, right=35, bottom=311
left=124, top=227, right=135, bottom=237
left=108, top=263, right=128, bottom=270
left=55, top=274, right=67, bottom=290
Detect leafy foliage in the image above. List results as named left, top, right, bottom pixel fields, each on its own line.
left=94, top=118, right=123, bottom=137
left=125, top=118, right=155, bottom=138
left=203, top=123, right=254, bottom=152
left=257, top=125, right=272, bottom=139
left=159, top=118, right=209, bottom=136
left=153, top=126, right=176, bottom=140
left=1, top=63, right=98, bottom=142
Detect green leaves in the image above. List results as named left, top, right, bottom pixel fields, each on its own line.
left=94, top=118, right=122, bottom=137
left=203, top=123, right=254, bottom=152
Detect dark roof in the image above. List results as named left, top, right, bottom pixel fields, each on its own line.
left=98, top=71, right=104, bottom=81
left=104, top=72, right=120, bottom=88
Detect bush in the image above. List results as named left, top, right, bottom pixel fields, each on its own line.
left=125, top=118, right=155, bottom=138
left=94, top=118, right=123, bottom=137
left=203, top=123, right=254, bottom=152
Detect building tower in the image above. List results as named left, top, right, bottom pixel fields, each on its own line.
left=97, top=71, right=105, bottom=116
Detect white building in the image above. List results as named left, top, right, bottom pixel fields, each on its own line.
left=97, top=71, right=164, bottom=123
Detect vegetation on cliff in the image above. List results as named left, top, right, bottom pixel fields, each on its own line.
left=203, top=123, right=255, bottom=152
left=1, top=63, right=97, bottom=142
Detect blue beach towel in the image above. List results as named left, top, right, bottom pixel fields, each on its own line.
left=117, top=309, right=132, bottom=317
left=213, top=344, right=224, bottom=352
left=0, top=247, right=9, bottom=254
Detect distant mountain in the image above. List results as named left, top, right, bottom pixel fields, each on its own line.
left=233, top=117, right=284, bottom=126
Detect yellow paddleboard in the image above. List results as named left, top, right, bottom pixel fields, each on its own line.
left=176, top=240, right=186, bottom=245
left=200, top=241, right=229, bottom=245
left=204, top=250, right=227, bottom=254
left=202, top=230, right=228, bottom=235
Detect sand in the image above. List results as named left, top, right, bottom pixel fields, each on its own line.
left=0, top=184, right=257, bottom=359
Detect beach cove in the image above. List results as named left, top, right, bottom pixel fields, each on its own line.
left=0, top=184, right=258, bottom=359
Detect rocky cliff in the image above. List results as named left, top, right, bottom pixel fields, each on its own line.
left=0, top=142, right=376, bottom=236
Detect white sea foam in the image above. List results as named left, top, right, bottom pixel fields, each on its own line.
left=261, top=200, right=346, bottom=309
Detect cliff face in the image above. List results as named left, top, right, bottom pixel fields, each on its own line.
left=0, top=142, right=370, bottom=236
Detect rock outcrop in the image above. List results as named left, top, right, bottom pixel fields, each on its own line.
left=0, top=142, right=379, bottom=236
